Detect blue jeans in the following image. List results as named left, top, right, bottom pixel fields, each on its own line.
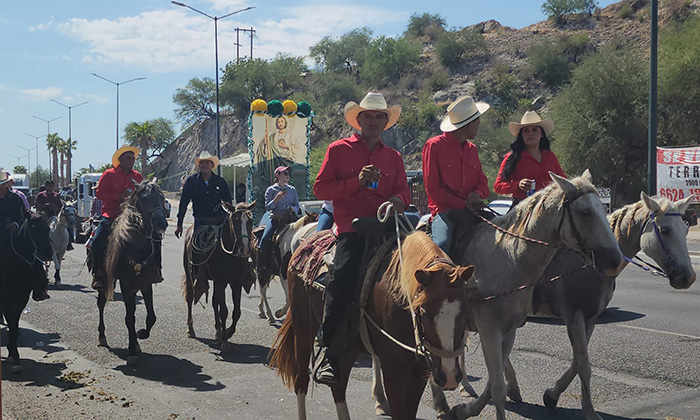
left=88, top=217, right=112, bottom=273
left=259, top=216, right=278, bottom=250
left=317, top=208, right=334, bottom=232
left=431, top=212, right=455, bottom=254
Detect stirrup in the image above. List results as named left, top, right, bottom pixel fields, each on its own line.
left=312, top=347, right=339, bottom=386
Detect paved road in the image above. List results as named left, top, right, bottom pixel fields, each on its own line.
left=2, top=222, right=700, bottom=420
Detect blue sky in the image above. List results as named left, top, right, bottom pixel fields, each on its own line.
left=1, top=0, right=618, bottom=175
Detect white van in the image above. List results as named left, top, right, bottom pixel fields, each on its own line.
left=77, top=173, right=103, bottom=218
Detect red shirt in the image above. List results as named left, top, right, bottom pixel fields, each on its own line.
left=422, top=132, right=490, bottom=216
left=96, top=166, right=144, bottom=219
left=314, top=133, right=410, bottom=234
left=493, top=150, right=566, bottom=200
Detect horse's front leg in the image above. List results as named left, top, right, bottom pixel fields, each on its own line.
left=371, top=356, right=391, bottom=416
left=225, top=281, right=242, bottom=339
left=137, top=283, right=156, bottom=340
left=458, top=347, right=479, bottom=398
left=97, top=290, right=108, bottom=347
left=330, top=348, right=359, bottom=420
left=185, top=268, right=196, bottom=338
left=53, top=251, right=62, bottom=285
left=259, top=283, right=275, bottom=323
left=275, top=263, right=290, bottom=319
left=123, top=288, right=141, bottom=365
left=502, top=332, right=523, bottom=403
left=5, top=300, right=25, bottom=373
left=213, top=280, right=231, bottom=352
left=429, top=378, right=452, bottom=420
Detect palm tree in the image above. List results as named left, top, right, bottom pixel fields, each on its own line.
left=58, top=138, right=67, bottom=187
left=64, top=138, right=77, bottom=186
left=46, top=133, right=63, bottom=185
left=124, top=121, right=155, bottom=173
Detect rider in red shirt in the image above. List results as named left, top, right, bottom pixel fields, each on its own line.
left=493, top=111, right=566, bottom=204
left=89, top=146, right=146, bottom=289
left=312, top=92, right=410, bottom=386
left=422, top=95, right=491, bottom=254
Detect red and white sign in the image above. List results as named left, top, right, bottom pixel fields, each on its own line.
left=657, top=146, right=700, bottom=203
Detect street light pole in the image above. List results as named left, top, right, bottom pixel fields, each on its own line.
left=9, top=154, right=23, bottom=168
left=648, top=0, right=659, bottom=196
left=91, top=73, right=145, bottom=150
left=171, top=1, right=255, bottom=175
left=24, top=133, right=47, bottom=190
left=18, top=145, right=37, bottom=190
left=52, top=99, right=88, bottom=185
left=32, top=115, right=62, bottom=180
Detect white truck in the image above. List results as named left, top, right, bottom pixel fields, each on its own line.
left=76, top=173, right=103, bottom=219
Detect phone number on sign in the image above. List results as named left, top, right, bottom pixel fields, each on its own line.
left=659, top=188, right=700, bottom=201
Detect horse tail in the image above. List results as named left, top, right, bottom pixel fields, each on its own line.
left=269, top=305, right=298, bottom=390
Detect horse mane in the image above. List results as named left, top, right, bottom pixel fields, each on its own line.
left=608, top=196, right=675, bottom=239
left=493, top=175, right=598, bottom=242
left=385, top=231, right=456, bottom=309
left=290, top=214, right=307, bottom=231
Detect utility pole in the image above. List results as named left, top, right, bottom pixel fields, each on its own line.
left=235, top=27, right=255, bottom=60
left=648, top=0, right=659, bottom=196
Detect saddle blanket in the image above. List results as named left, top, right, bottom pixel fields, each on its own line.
left=289, top=229, right=337, bottom=285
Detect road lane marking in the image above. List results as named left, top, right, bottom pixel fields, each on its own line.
left=615, top=324, right=700, bottom=340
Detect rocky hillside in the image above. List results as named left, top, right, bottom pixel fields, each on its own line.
left=150, top=0, right=698, bottom=191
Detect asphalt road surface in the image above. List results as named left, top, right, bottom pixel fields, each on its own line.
left=2, top=220, right=700, bottom=420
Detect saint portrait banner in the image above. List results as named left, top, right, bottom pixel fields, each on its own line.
left=247, top=99, right=312, bottom=223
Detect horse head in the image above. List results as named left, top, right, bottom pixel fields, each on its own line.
left=127, top=180, right=168, bottom=234
left=639, top=193, right=696, bottom=289
left=61, top=201, right=78, bottom=227
left=413, top=261, right=476, bottom=391
left=223, top=200, right=256, bottom=258
left=549, top=170, right=624, bottom=276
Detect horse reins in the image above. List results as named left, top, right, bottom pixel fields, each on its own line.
left=9, top=220, right=47, bottom=268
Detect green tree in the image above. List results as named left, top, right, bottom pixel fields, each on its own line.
left=528, top=41, right=572, bottom=87
left=64, top=137, right=77, bottom=186
left=173, top=77, right=216, bottom=127
left=550, top=45, right=647, bottom=207
left=123, top=118, right=175, bottom=173
left=309, top=28, right=373, bottom=75
left=405, top=13, right=446, bottom=39
left=542, top=0, right=597, bottom=24
left=30, top=165, right=51, bottom=189
left=45, top=133, right=63, bottom=184
left=435, top=28, right=487, bottom=69
left=360, top=36, right=421, bottom=85
left=13, top=165, right=27, bottom=174
left=306, top=73, right=364, bottom=109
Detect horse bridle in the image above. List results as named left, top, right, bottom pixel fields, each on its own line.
left=627, top=210, right=683, bottom=277
left=219, top=206, right=251, bottom=257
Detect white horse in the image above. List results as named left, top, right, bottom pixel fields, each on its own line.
left=47, top=207, right=71, bottom=285
left=373, top=171, right=624, bottom=420
left=257, top=212, right=318, bottom=322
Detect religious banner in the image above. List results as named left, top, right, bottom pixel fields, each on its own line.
left=657, top=146, right=700, bottom=203
left=248, top=99, right=312, bottom=222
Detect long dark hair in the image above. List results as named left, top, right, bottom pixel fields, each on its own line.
left=501, top=127, right=551, bottom=181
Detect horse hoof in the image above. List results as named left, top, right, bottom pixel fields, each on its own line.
left=187, top=329, right=196, bottom=338
left=215, top=331, right=223, bottom=342
left=225, top=327, right=235, bottom=339
left=137, top=329, right=150, bottom=340
left=98, top=337, right=109, bottom=347
left=267, top=317, right=277, bottom=325
left=221, top=341, right=232, bottom=353
left=135, top=343, right=142, bottom=355
left=127, top=356, right=140, bottom=366
left=258, top=312, right=266, bottom=319
left=508, top=388, right=523, bottom=403
left=11, top=364, right=23, bottom=374
left=374, top=404, right=391, bottom=417
left=543, top=389, right=559, bottom=410
left=274, top=308, right=286, bottom=319
left=459, top=383, right=479, bottom=399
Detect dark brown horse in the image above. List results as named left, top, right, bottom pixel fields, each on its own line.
left=100, top=180, right=168, bottom=365
left=269, top=230, right=476, bottom=420
left=182, top=201, right=255, bottom=352
left=0, top=215, right=53, bottom=373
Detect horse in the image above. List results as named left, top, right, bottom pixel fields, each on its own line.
left=47, top=206, right=71, bottom=285
left=182, top=201, right=255, bottom=352
left=0, top=215, right=53, bottom=373
left=99, top=180, right=168, bottom=365
left=253, top=210, right=318, bottom=323
left=270, top=227, right=477, bottom=420
left=514, top=193, right=695, bottom=420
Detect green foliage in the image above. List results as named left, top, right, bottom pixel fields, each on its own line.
left=12, top=165, right=27, bottom=174
left=564, top=33, right=590, bottom=62
left=663, top=0, right=693, bottom=21
left=542, top=0, right=598, bottom=24
left=617, top=3, right=633, bottom=19
left=124, top=118, right=175, bottom=172
left=30, top=165, right=51, bottom=189
left=309, top=28, right=373, bottom=75
left=308, top=138, right=332, bottom=198
left=659, top=16, right=700, bottom=146
left=428, top=70, right=450, bottom=92
left=173, top=77, right=216, bottom=127
left=528, top=41, right=572, bottom=87
left=435, top=28, right=487, bottom=69
left=490, top=64, right=525, bottom=123
left=305, top=73, right=365, bottom=109
left=360, top=36, right=421, bottom=85
left=472, top=112, right=514, bottom=198
left=405, top=13, right=446, bottom=39
left=550, top=45, right=647, bottom=205
left=221, top=55, right=306, bottom=119
left=397, top=90, right=443, bottom=142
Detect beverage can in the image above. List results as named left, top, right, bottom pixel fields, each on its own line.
left=526, top=181, right=536, bottom=196
left=367, top=181, right=378, bottom=190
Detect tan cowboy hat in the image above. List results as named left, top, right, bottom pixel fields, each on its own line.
left=344, top=92, right=401, bottom=131
left=111, top=145, right=140, bottom=168
left=440, top=96, right=490, bottom=132
left=195, top=151, right=220, bottom=170
left=509, top=111, right=554, bottom=137
left=0, top=168, right=11, bottom=186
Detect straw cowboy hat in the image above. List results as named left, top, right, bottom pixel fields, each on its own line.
left=509, top=111, right=554, bottom=137
left=0, top=168, right=12, bottom=186
left=440, top=96, right=490, bottom=132
left=111, top=145, right=140, bottom=168
left=195, top=151, right=220, bottom=170
left=344, top=92, right=401, bottom=131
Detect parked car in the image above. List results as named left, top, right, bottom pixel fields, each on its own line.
left=487, top=199, right=513, bottom=216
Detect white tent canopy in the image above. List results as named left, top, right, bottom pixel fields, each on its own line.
left=219, top=152, right=251, bottom=168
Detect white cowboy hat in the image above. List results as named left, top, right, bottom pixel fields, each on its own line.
left=195, top=151, right=220, bottom=170
left=111, top=145, right=140, bottom=168
left=344, top=92, right=401, bottom=131
left=440, top=96, right=490, bottom=132
left=508, top=111, right=554, bottom=137
left=0, top=168, right=11, bottom=186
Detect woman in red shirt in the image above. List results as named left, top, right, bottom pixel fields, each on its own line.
left=494, top=111, right=565, bottom=206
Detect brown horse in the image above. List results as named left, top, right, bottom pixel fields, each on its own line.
left=269, top=230, right=476, bottom=420
left=182, top=201, right=255, bottom=352
left=101, top=180, right=169, bottom=366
